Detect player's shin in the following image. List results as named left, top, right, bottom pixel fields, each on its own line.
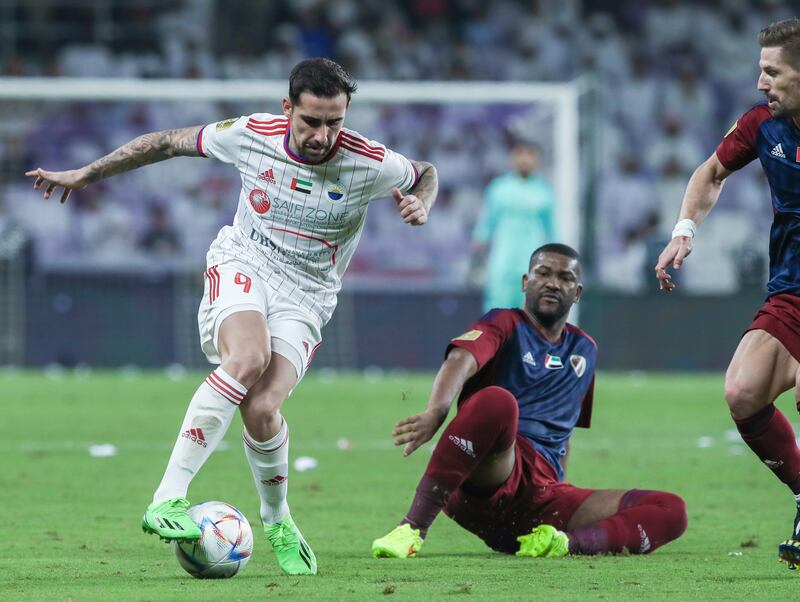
left=734, top=403, right=800, bottom=493
left=403, top=386, right=518, bottom=538
left=243, top=416, right=290, bottom=524
left=567, top=489, right=687, bottom=555
left=153, top=367, right=246, bottom=503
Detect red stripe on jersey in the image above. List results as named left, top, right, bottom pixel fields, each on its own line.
left=248, top=117, right=288, bottom=126
left=206, top=372, right=244, bottom=403
left=342, top=132, right=384, bottom=157
left=246, top=123, right=288, bottom=137
left=340, top=132, right=385, bottom=155
left=340, top=142, right=384, bottom=162
left=268, top=227, right=340, bottom=265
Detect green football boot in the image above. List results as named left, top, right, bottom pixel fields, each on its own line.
left=264, top=514, right=317, bottom=575
left=372, top=524, right=423, bottom=558
left=516, top=524, right=570, bottom=558
left=141, top=497, right=201, bottom=542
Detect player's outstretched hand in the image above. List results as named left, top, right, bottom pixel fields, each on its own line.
left=391, top=186, right=427, bottom=226
left=392, top=409, right=447, bottom=457
left=654, top=236, right=693, bottom=293
left=25, top=167, right=90, bottom=204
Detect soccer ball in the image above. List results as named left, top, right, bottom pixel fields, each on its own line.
left=173, top=501, right=253, bottom=579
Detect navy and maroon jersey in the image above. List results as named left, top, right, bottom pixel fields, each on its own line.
left=716, top=104, right=800, bottom=299
left=447, top=308, right=597, bottom=481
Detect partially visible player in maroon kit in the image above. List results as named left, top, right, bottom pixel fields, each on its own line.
left=372, top=244, right=687, bottom=559
left=654, top=19, right=800, bottom=568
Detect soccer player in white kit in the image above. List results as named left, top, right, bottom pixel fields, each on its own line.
left=26, top=58, right=439, bottom=576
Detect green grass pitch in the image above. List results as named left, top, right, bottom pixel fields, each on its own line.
left=2, top=370, right=799, bottom=600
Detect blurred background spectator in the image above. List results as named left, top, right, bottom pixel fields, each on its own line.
left=0, top=0, right=780, bottom=295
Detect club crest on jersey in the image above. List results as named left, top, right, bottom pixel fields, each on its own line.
left=249, top=189, right=271, bottom=214
left=569, top=354, right=586, bottom=377
left=544, top=354, right=563, bottom=370
left=327, top=182, right=345, bottom=202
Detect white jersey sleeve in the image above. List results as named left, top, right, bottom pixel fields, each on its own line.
left=197, top=116, right=248, bottom=166
left=368, top=147, right=419, bottom=201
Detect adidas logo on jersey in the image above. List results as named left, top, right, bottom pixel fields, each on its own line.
left=448, top=435, right=476, bottom=457
left=522, top=351, right=537, bottom=366
left=257, top=168, right=277, bottom=184
left=771, top=143, right=786, bottom=158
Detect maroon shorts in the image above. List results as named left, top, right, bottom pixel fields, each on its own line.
left=745, top=293, right=800, bottom=362
left=443, top=435, right=595, bottom=554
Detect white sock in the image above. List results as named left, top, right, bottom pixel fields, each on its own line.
left=243, top=417, right=290, bottom=524
left=153, top=367, right=247, bottom=504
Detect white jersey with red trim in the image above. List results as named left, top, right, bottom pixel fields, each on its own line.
left=197, top=113, right=418, bottom=324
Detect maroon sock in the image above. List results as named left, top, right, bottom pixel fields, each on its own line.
left=402, top=386, right=518, bottom=538
left=734, top=404, right=800, bottom=494
left=567, top=489, right=687, bottom=554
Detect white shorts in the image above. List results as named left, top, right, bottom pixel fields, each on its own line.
left=197, top=257, right=323, bottom=381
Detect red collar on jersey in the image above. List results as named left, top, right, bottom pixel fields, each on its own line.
left=282, top=127, right=342, bottom=165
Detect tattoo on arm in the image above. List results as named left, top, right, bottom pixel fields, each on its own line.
left=85, top=126, right=202, bottom=183
left=409, top=161, right=438, bottom=211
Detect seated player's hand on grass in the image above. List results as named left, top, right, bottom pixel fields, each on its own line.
left=654, top=236, right=693, bottom=293
left=392, top=408, right=447, bottom=457
left=392, top=186, right=428, bottom=226
left=25, top=167, right=89, bottom=204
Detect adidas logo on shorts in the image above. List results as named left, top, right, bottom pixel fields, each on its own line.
left=449, top=435, right=476, bottom=457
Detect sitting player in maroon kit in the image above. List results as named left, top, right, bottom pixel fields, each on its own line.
left=372, top=244, right=687, bottom=558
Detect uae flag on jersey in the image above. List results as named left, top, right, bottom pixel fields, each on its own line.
left=291, top=177, right=313, bottom=194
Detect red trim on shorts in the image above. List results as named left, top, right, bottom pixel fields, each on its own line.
left=745, top=293, right=800, bottom=361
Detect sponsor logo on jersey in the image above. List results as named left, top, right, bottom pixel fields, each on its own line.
left=268, top=198, right=349, bottom=224
left=771, top=143, right=786, bottom=158
left=248, top=228, right=337, bottom=267
left=249, top=189, right=271, bottom=214
left=522, top=351, right=537, bottom=366
left=569, top=354, right=586, bottom=377
left=216, top=118, right=237, bottom=131
left=290, top=177, right=313, bottom=194
left=257, top=168, right=277, bottom=184
left=544, top=354, right=563, bottom=369
left=453, top=329, right=482, bottom=342
left=327, top=182, right=345, bottom=202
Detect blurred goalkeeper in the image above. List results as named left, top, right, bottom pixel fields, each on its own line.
left=26, top=58, right=438, bottom=576
left=373, top=244, right=687, bottom=559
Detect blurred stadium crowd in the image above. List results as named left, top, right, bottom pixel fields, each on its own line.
left=0, top=0, right=791, bottom=292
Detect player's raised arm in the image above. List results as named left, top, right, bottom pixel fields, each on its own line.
left=392, top=346, right=477, bottom=457
left=654, top=152, right=732, bottom=292
left=25, top=126, right=202, bottom=204
left=391, top=160, right=438, bottom=226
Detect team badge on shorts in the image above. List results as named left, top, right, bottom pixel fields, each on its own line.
left=249, top=189, right=271, bottom=214
left=569, top=354, right=586, bottom=377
